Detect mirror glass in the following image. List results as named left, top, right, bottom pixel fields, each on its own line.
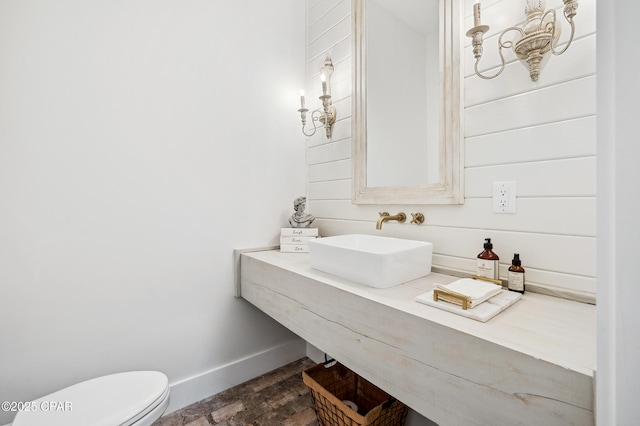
left=366, top=0, right=440, bottom=187
left=352, top=0, right=463, bottom=204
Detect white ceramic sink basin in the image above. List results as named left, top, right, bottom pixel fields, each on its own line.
left=307, top=234, right=432, bottom=288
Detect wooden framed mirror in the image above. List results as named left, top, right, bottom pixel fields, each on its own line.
left=352, top=0, right=463, bottom=204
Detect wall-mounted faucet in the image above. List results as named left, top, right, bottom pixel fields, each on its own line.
left=376, top=212, right=406, bottom=230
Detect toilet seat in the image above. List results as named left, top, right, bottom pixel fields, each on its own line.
left=12, top=371, right=170, bottom=426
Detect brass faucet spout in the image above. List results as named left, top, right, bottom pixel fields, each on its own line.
left=376, top=212, right=406, bottom=230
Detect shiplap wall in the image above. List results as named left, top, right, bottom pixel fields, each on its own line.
left=305, top=0, right=596, bottom=302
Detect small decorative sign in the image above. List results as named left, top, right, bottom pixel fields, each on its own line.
left=280, top=227, right=318, bottom=253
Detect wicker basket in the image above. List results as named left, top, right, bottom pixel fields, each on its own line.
left=302, top=362, right=408, bottom=426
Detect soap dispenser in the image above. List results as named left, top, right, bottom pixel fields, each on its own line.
left=477, top=238, right=499, bottom=280
left=508, top=253, right=525, bottom=293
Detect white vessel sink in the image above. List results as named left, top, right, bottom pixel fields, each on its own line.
left=307, top=234, right=432, bottom=288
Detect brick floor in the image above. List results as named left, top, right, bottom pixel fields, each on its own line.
left=153, top=358, right=319, bottom=426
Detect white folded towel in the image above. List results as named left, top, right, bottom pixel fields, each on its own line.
left=434, top=278, right=502, bottom=308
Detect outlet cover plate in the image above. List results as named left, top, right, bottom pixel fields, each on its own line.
left=493, top=181, right=517, bottom=213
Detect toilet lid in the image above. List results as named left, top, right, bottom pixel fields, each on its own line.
left=12, top=371, right=169, bottom=426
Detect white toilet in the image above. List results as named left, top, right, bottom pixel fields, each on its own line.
left=12, top=371, right=170, bottom=426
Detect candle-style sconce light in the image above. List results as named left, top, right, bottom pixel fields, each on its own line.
left=298, top=56, right=336, bottom=139
left=466, top=0, right=579, bottom=82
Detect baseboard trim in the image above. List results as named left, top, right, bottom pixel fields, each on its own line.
left=164, top=338, right=306, bottom=415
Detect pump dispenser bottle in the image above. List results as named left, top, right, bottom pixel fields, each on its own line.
left=477, top=238, right=499, bottom=280
left=508, top=253, right=525, bottom=293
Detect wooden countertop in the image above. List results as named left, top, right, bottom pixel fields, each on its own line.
left=239, top=249, right=595, bottom=425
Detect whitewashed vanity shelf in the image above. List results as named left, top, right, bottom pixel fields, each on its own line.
left=238, top=249, right=595, bottom=426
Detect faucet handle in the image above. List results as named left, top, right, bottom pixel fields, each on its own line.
left=378, top=212, right=390, bottom=217
left=411, top=212, right=425, bottom=225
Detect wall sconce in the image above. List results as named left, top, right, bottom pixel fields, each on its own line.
left=466, top=0, right=578, bottom=82
left=298, top=56, right=337, bottom=139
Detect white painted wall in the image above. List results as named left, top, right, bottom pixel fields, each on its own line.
left=596, top=1, right=640, bottom=424
left=0, top=1, right=306, bottom=424
left=305, top=0, right=597, bottom=302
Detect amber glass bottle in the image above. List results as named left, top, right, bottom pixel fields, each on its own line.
left=476, top=238, right=499, bottom=280
left=508, top=253, right=525, bottom=293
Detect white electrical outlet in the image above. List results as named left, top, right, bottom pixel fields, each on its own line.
left=493, top=181, right=517, bottom=213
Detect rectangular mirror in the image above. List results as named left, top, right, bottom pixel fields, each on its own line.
left=352, top=0, right=463, bottom=204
